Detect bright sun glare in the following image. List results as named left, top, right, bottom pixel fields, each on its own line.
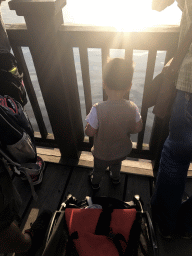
left=2, top=0, right=182, bottom=29
left=64, top=0, right=182, bottom=31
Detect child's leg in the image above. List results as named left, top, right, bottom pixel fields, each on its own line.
left=109, top=161, right=122, bottom=182
left=91, top=157, right=108, bottom=185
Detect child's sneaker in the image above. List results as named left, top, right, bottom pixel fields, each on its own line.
left=112, top=179, right=120, bottom=185
left=109, top=171, right=120, bottom=185
left=88, top=172, right=100, bottom=190
left=20, top=156, right=45, bottom=185
left=24, top=210, right=52, bottom=255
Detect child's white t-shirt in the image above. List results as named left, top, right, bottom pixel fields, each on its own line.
left=86, top=104, right=141, bottom=129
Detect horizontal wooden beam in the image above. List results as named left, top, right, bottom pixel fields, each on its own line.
left=59, top=25, right=179, bottom=50
left=9, top=0, right=66, bottom=17
left=6, top=24, right=180, bottom=50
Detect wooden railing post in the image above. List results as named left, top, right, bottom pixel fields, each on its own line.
left=9, top=0, right=84, bottom=164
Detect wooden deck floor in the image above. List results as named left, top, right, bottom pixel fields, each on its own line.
left=7, top=159, right=192, bottom=256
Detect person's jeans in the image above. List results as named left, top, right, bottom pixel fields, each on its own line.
left=151, top=90, right=192, bottom=234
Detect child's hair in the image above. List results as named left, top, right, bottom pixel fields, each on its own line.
left=103, top=58, right=134, bottom=90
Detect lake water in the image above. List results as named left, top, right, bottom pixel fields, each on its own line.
left=1, top=1, right=180, bottom=144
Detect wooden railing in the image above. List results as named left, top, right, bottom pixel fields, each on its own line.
left=4, top=21, right=54, bottom=148
left=58, top=25, right=179, bottom=156
left=6, top=0, right=180, bottom=171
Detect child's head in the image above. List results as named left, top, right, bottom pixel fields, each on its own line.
left=103, top=58, right=134, bottom=91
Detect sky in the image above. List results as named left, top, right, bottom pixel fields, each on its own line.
left=2, top=0, right=182, bottom=30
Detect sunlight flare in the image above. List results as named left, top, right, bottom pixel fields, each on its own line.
left=64, top=0, right=182, bottom=31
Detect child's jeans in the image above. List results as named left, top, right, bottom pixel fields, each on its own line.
left=91, top=157, right=124, bottom=185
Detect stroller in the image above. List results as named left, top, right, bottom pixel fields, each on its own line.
left=0, top=52, right=42, bottom=199
left=42, top=194, right=158, bottom=256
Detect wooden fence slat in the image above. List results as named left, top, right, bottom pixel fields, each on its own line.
left=79, top=47, right=93, bottom=147
left=101, top=47, right=109, bottom=101
left=125, top=48, right=133, bottom=62
left=124, top=48, right=133, bottom=100
left=79, top=47, right=92, bottom=115
left=11, top=46, right=48, bottom=140
left=137, top=49, right=157, bottom=151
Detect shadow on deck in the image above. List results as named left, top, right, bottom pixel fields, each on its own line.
left=10, top=154, right=192, bottom=256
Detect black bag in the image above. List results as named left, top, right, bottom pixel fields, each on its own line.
left=146, top=58, right=177, bottom=119
left=146, top=23, right=192, bottom=119
left=42, top=194, right=158, bottom=256
left=0, top=52, right=27, bottom=107
left=0, top=95, right=36, bottom=163
left=0, top=95, right=41, bottom=200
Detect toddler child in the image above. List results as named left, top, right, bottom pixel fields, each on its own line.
left=85, top=58, right=143, bottom=190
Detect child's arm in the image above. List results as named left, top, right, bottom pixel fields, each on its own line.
left=129, top=104, right=143, bottom=134
left=85, top=105, right=98, bottom=137
left=130, top=119, right=143, bottom=134
left=85, top=123, right=98, bottom=137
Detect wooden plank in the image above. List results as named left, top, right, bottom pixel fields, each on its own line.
left=13, top=163, right=70, bottom=256
left=95, top=171, right=126, bottom=201
left=155, top=231, right=192, bottom=256
left=62, top=166, right=93, bottom=202
left=9, top=0, right=66, bottom=17
left=61, top=25, right=180, bottom=34
left=60, top=25, right=179, bottom=50
left=6, top=24, right=30, bottom=46
left=125, top=174, right=151, bottom=213
left=79, top=47, right=92, bottom=115
left=14, top=163, right=71, bottom=255
left=20, top=163, right=71, bottom=231
left=62, top=166, right=126, bottom=203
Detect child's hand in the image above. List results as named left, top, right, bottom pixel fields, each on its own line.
left=85, top=123, right=98, bottom=137
left=130, top=119, right=143, bottom=134
left=162, top=58, right=173, bottom=74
